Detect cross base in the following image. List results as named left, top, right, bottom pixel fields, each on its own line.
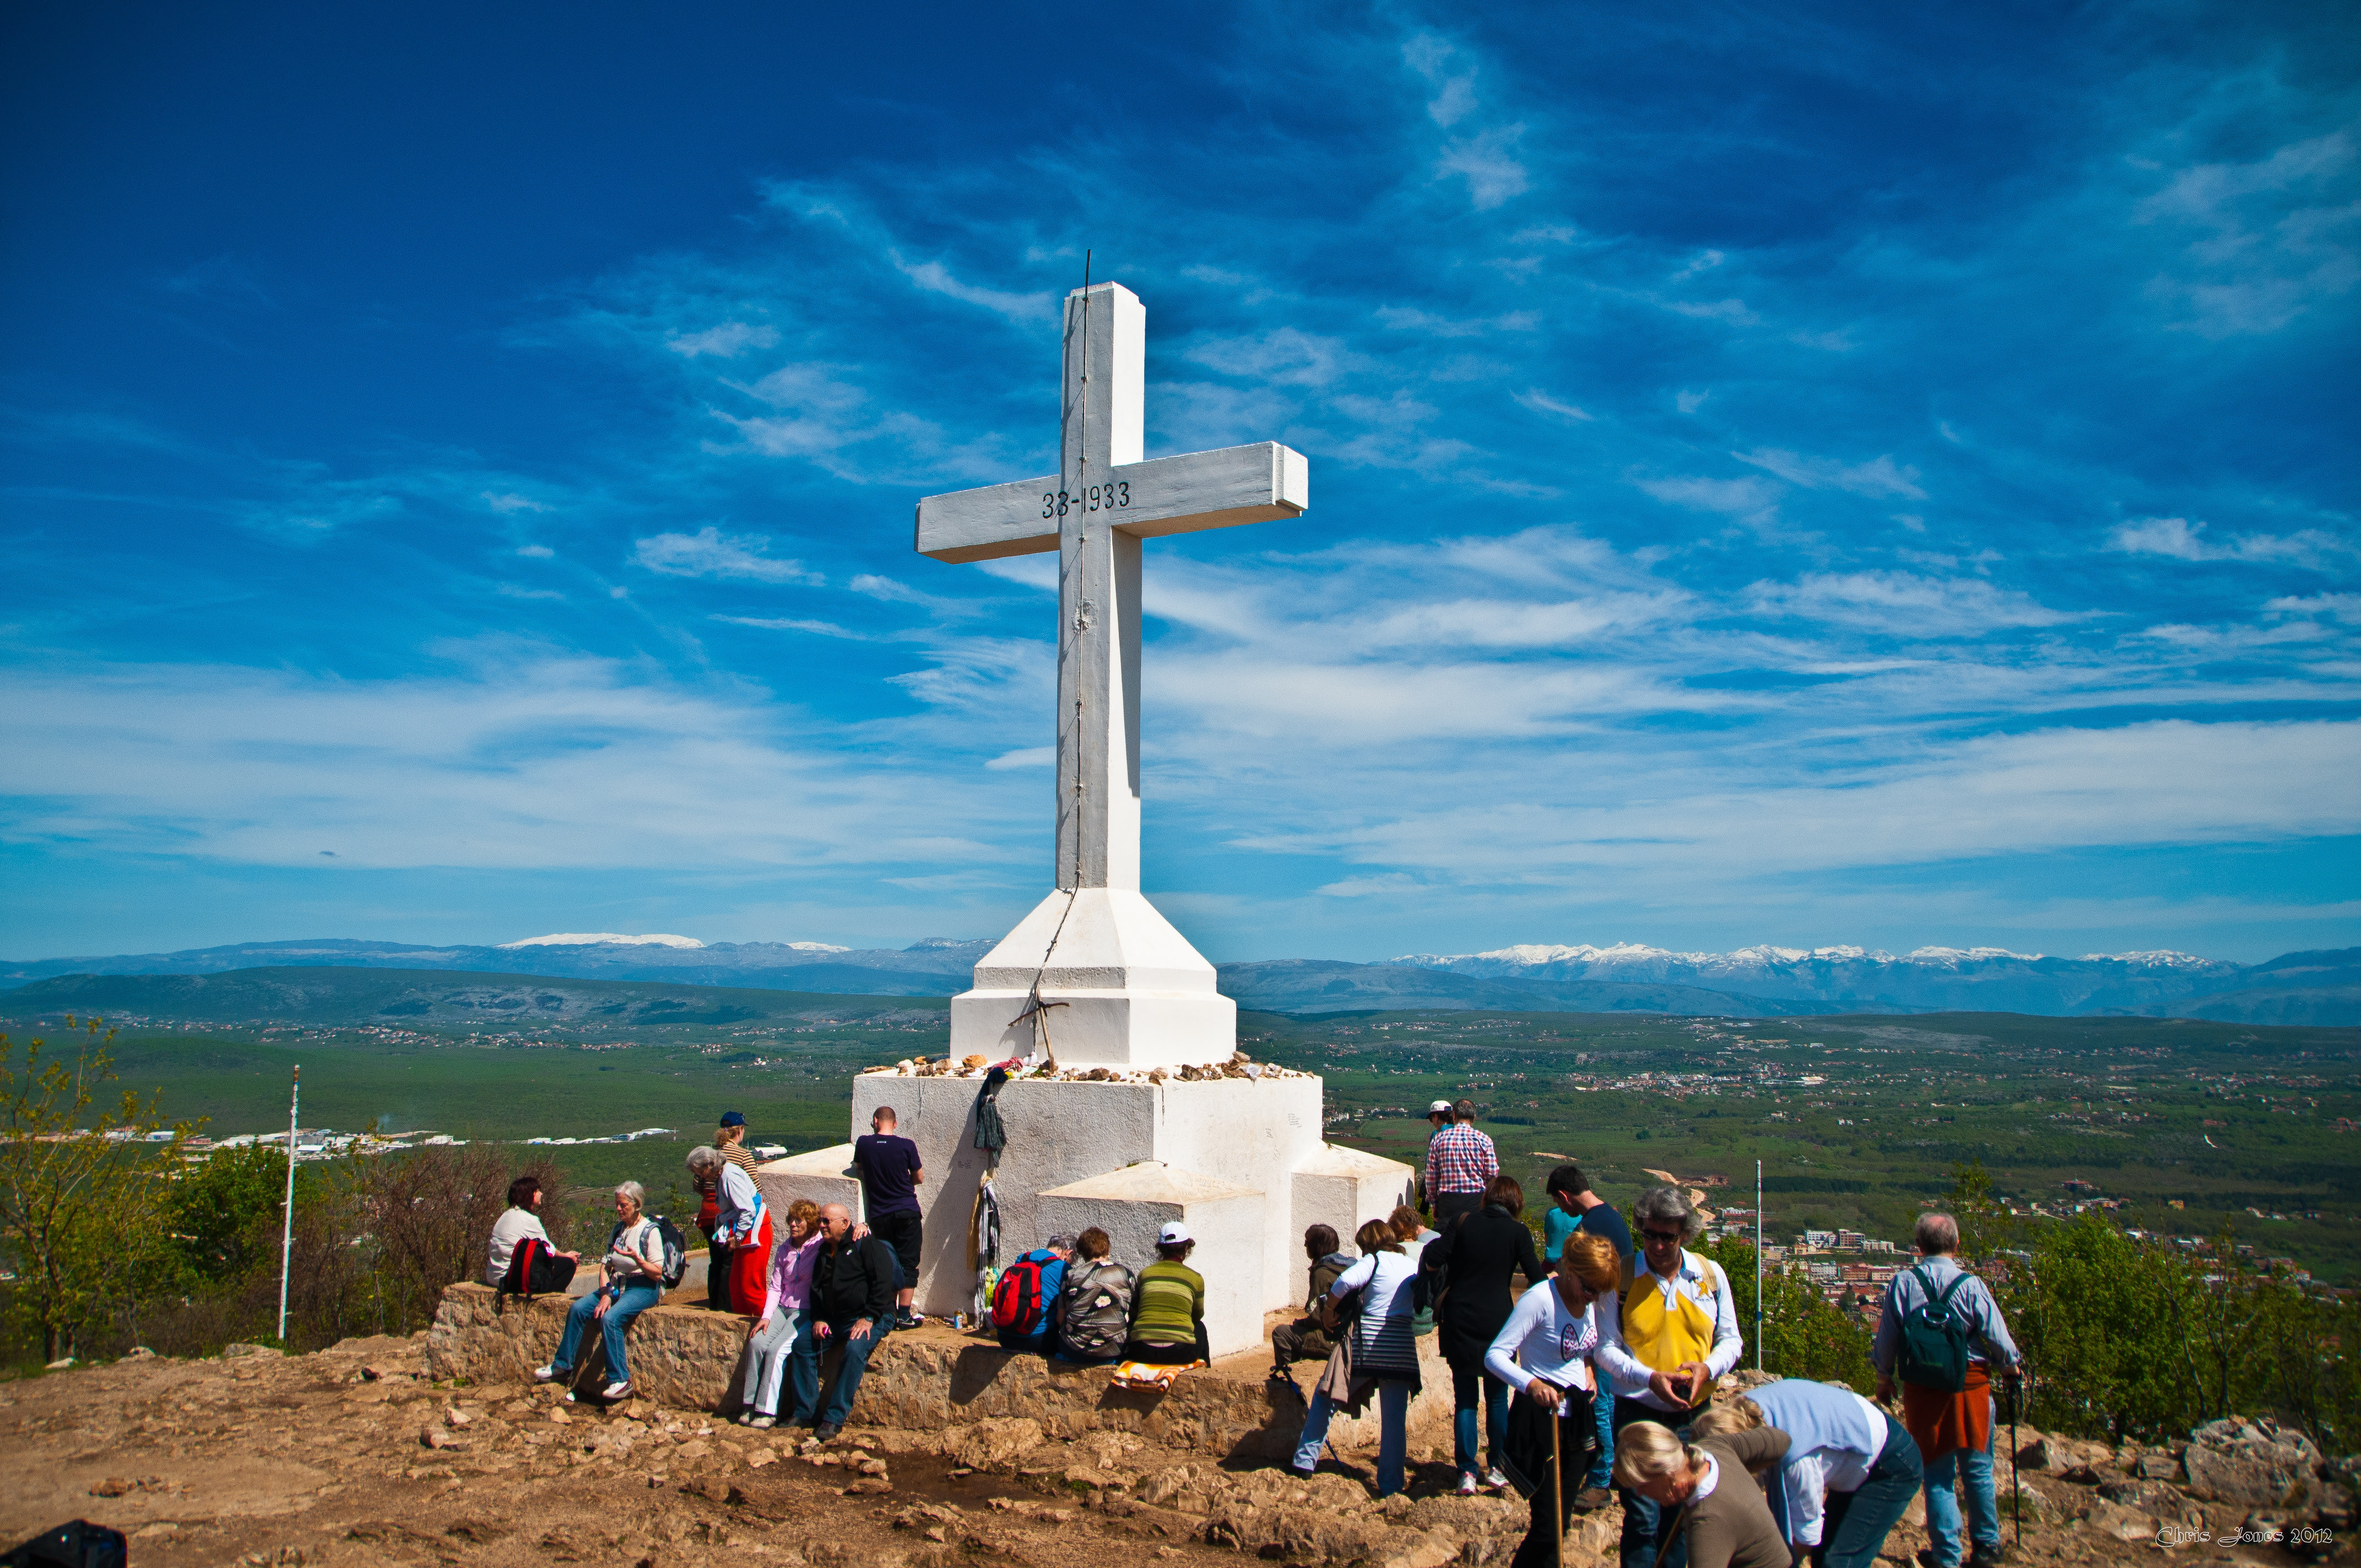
left=949, top=888, right=1236, bottom=1069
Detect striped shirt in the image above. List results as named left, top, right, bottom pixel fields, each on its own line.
left=1130, top=1260, right=1204, bottom=1343
left=719, top=1141, right=759, bottom=1174
left=1425, top=1123, right=1499, bottom=1195
left=1331, top=1251, right=1420, bottom=1373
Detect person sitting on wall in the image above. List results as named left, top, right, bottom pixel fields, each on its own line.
left=738, top=1196, right=823, bottom=1430
left=1122, top=1221, right=1210, bottom=1365
left=1054, top=1227, right=1133, bottom=1365
left=534, top=1181, right=667, bottom=1403
left=993, top=1233, right=1074, bottom=1354
left=488, top=1173, right=579, bottom=1295
left=1270, top=1223, right=1353, bottom=1382
left=808, top=1201, right=899, bottom=1442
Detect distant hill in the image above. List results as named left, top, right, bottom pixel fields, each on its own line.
left=0, top=966, right=947, bottom=1031
left=0, top=936, right=991, bottom=998
left=3, top=937, right=2353, bottom=1024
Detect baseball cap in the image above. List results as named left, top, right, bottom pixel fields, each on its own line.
left=1158, top=1221, right=1192, bottom=1245
left=1427, top=1099, right=1453, bottom=1116
left=718, top=1110, right=746, bottom=1127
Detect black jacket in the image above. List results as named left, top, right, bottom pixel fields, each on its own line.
left=812, top=1233, right=897, bottom=1322
left=1423, top=1203, right=1545, bottom=1363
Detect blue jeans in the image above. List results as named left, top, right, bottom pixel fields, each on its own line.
left=1615, top=1395, right=1704, bottom=1568
left=1293, top=1379, right=1412, bottom=1496
left=816, top=1315, right=891, bottom=1427
left=1450, top=1355, right=1509, bottom=1478
left=1921, top=1396, right=2000, bottom=1566
left=1589, top=1381, right=1615, bottom=1487
left=1819, top=1414, right=1925, bottom=1568
left=552, top=1280, right=661, bottom=1385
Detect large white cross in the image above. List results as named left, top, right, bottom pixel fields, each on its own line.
left=916, top=281, right=1308, bottom=892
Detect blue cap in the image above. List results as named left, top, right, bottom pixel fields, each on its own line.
left=718, top=1110, right=746, bottom=1127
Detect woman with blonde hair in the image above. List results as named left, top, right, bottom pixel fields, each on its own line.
left=1614, top=1418, right=1792, bottom=1568
left=1290, top=1217, right=1422, bottom=1496
left=1691, top=1381, right=1923, bottom=1568
left=1483, top=1233, right=1622, bottom=1568
left=739, top=1197, right=824, bottom=1428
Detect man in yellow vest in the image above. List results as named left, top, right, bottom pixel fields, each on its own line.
left=1595, top=1186, right=1743, bottom=1568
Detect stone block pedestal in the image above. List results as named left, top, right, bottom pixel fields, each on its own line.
left=755, top=1071, right=1411, bottom=1358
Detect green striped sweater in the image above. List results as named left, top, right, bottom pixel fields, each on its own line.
left=1129, top=1260, right=1204, bottom=1343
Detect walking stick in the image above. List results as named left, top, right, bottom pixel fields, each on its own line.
left=2012, top=1357, right=2026, bottom=1550
left=1551, top=1404, right=1566, bottom=1568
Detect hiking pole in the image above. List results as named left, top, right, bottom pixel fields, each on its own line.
left=2012, top=1354, right=2026, bottom=1549
left=1552, top=1404, right=1565, bottom=1568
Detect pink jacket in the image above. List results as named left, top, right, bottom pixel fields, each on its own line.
left=759, top=1231, right=822, bottom=1321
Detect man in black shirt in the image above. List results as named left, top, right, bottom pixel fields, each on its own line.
left=853, top=1106, right=925, bottom=1329
left=809, top=1202, right=897, bottom=1440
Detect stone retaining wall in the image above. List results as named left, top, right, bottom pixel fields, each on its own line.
left=427, top=1282, right=1452, bottom=1463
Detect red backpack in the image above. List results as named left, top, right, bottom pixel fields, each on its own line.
left=990, top=1254, right=1050, bottom=1334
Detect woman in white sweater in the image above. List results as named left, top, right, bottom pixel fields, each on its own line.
left=1484, top=1233, right=1624, bottom=1568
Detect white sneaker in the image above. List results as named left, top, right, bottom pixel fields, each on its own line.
left=532, top=1364, right=557, bottom=1383
left=601, top=1380, right=632, bottom=1401
left=1486, top=1468, right=1510, bottom=1491
left=1456, top=1472, right=1481, bottom=1496
left=750, top=1414, right=776, bottom=1429
left=735, top=1411, right=754, bottom=1425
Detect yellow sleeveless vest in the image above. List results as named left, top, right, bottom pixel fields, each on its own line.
left=1622, top=1273, right=1716, bottom=1371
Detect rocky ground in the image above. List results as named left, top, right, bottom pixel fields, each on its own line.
left=2, top=1336, right=2352, bottom=1568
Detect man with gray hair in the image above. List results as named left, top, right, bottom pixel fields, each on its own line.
left=1874, top=1213, right=2020, bottom=1568
left=1595, top=1185, right=1744, bottom=1568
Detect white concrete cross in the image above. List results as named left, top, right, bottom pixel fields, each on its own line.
left=916, top=282, right=1308, bottom=894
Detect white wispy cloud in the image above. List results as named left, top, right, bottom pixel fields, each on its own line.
left=1733, top=449, right=1927, bottom=500
left=2109, top=516, right=2354, bottom=568
left=1744, top=572, right=2082, bottom=634
left=667, top=322, right=780, bottom=358
left=632, top=526, right=821, bottom=585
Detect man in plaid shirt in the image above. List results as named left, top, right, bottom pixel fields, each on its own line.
left=1422, top=1099, right=1499, bottom=1226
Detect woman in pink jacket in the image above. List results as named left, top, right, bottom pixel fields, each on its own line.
left=739, top=1198, right=823, bottom=1428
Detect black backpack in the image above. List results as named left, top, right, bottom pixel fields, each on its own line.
left=1897, top=1265, right=1974, bottom=1391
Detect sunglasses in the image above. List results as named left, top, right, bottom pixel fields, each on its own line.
left=1640, top=1228, right=1684, bottom=1243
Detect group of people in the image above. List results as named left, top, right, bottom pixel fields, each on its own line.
left=1247, top=1109, right=2023, bottom=1568
left=486, top=1096, right=2025, bottom=1568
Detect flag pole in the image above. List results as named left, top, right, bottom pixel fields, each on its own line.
left=276, top=1064, right=300, bottom=1343
left=1754, top=1158, right=1764, bottom=1373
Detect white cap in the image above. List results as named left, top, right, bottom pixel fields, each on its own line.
left=1158, top=1221, right=1192, bottom=1245
left=1428, top=1099, right=1454, bottom=1116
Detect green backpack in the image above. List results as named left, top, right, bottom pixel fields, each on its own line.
left=1897, top=1266, right=1974, bottom=1391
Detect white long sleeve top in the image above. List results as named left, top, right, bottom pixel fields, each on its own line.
left=1593, top=1247, right=1745, bottom=1409
left=1482, top=1279, right=1599, bottom=1409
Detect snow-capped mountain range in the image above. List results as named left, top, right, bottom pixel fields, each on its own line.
left=1, top=934, right=2352, bottom=1025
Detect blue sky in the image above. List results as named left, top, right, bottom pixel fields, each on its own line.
left=3, top=1, right=2356, bottom=964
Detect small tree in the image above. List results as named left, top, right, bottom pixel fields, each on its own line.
left=0, top=1015, right=179, bottom=1362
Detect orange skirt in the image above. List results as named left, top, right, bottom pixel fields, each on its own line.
left=1902, top=1361, right=1991, bottom=1466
